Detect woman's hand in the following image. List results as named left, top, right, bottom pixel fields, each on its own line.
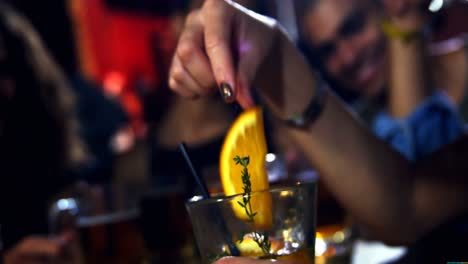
left=168, top=0, right=279, bottom=109
left=4, top=232, right=80, bottom=264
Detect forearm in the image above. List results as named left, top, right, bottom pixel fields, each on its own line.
left=255, top=28, right=318, bottom=121
left=285, top=89, right=468, bottom=244
left=254, top=30, right=420, bottom=242
left=411, top=136, right=468, bottom=238
left=387, top=11, right=434, bottom=118
left=388, top=35, right=433, bottom=118
left=287, top=89, right=468, bottom=244
left=287, top=92, right=419, bottom=244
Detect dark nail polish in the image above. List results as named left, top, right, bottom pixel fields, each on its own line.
left=219, top=82, right=234, bottom=102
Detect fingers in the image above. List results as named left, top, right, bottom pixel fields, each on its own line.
left=201, top=0, right=237, bottom=98
left=4, top=236, right=61, bottom=264
left=235, top=73, right=255, bottom=109
left=17, top=237, right=61, bottom=257
left=215, top=257, right=262, bottom=264
left=169, top=11, right=217, bottom=98
left=178, top=12, right=217, bottom=90
left=214, top=256, right=299, bottom=264
left=169, top=56, right=202, bottom=98
left=169, top=0, right=260, bottom=108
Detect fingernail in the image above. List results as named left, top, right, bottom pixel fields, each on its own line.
left=219, top=82, right=235, bottom=103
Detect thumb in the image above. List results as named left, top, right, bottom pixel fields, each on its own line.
left=235, top=71, right=255, bottom=109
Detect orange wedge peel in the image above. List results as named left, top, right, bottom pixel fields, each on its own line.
left=220, top=106, right=272, bottom=228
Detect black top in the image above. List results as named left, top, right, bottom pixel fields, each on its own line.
left=0, top=5, right=75, bottom=249
left=392, top=212, right=468, bottom=263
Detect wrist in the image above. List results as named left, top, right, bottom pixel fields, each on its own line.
left=256, top=28, right=320, bottom=120
left=253, top=26, right=292, bottom=117
left=380, top=19, right=429, bottom=43
left=382, top=2, right=433, bottom=42
left=285, top=75, right=328, bottom=129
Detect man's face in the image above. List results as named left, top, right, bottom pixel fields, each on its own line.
left=302, top=0, right=387, bottom=98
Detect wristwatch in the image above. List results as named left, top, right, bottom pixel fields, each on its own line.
left=285, top=74, right=327, bottom=129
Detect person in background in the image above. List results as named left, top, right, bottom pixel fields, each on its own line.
left=0, top=4, right=86, bottom=263
left=429, top=1, right=468, bottom=122
left=169, top=0, right=468, bottom=262
left=298, top=0, right=464, bottom=160
left=70, top=75, right=129, bottom=184
left=8, top=0, right=132, bottom=185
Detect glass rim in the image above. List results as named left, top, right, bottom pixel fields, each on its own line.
left=186, top=180, right=316, bottom=207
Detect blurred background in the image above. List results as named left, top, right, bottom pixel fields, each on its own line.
left=0, top=0, right=467, bottom=263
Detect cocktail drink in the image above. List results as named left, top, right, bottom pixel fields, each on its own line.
left=185, top=107, right=316, bottom=263
left=186, top=181, right=317, bottom=264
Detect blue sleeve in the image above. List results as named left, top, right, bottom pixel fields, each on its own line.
left=372, top=92, right=464, bottom=161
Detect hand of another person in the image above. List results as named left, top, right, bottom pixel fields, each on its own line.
left=381, top=0, right=432, bottom=29
left=3, top=232, right=79, bottom=264
left=213, top=257, right=299, bottom=264
left=168, top=0, right=280, bottom=109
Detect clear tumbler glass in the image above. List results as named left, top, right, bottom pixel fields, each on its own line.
left=186, top=181, right=317, bottom=263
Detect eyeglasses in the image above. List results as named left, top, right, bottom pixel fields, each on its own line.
left=314, top=8, right=369, bottom=61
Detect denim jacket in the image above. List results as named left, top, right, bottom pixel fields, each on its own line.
left=373, top=91, right=464, bottom=161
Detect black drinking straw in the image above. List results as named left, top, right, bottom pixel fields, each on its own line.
left=179, top=142, right=211, bottom=198
left=179, top=142, right=240, bottom=257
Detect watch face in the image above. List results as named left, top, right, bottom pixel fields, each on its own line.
left=286, top=78, right=327, bottom=129
left=287, top=113, right=306, bottom=128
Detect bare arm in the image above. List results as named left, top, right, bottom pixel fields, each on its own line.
left=261, top=24, right=468, bottom=244
left=287, top=90, right=468, bottom=244
left=252, top=19, right=468, bottom=244
left=388, top=32, right=433, bottom=117
left=385, top=0, right=434, bottom=118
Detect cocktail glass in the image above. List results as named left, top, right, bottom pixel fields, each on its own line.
left=186, top=181, right=317, bottom=263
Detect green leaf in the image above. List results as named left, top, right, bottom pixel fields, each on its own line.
left=238, top=231, right=247, bottom=243
left=242, top=156, right=250, bottom=166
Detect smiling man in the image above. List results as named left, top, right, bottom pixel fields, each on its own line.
left=298, top=0, right=463, bottom=161
left=301, top=0, right=388, bottom=99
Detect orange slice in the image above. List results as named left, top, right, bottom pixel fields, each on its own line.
left=220, top=106, right=271, bottom=228
left=235, top=234, right=283, bottom=257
